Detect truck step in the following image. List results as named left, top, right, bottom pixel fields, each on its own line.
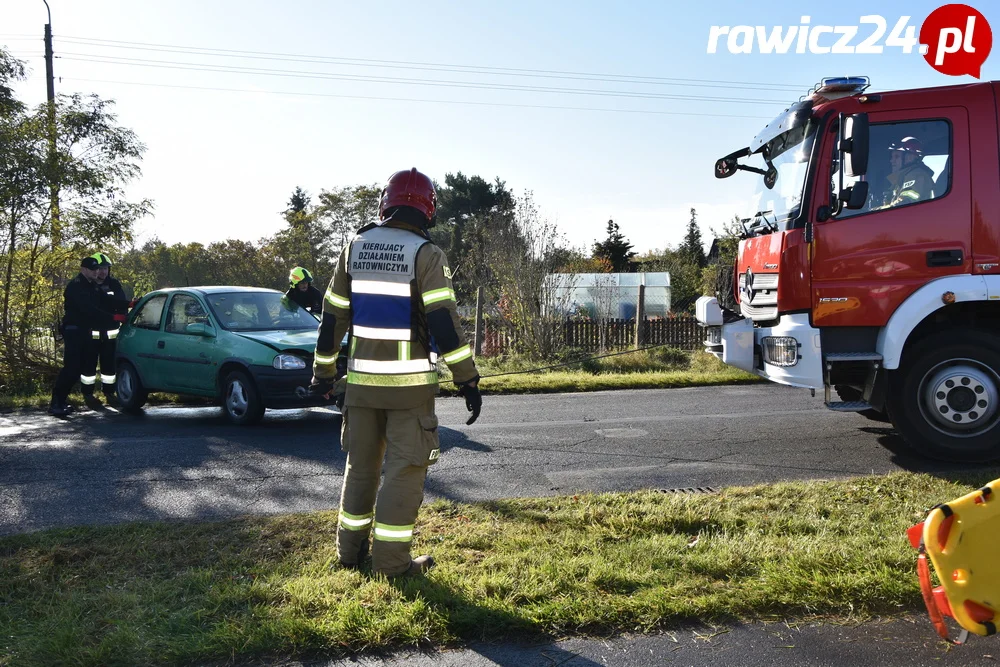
left=824, top=352, right=883, bottom=362
left=825, top=400, right=873, bottom=412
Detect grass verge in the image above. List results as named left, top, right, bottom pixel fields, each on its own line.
left=440, top=348, right=760, bottom=395
left=0, top=471, right=989, bottom=666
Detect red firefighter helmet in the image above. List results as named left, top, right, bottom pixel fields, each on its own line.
left=378, top=168, right=436, bottom=221
left=888, top=136, right=924, bottom=155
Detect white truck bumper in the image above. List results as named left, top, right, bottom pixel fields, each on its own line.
left=695, top=296, right=823, bottom=390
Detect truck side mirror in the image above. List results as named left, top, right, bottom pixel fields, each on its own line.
left=715, top=157, right=738, bottom=179
left=841, top=113, right=869, bottom=177
left=843, top=181, right=869, bottom=209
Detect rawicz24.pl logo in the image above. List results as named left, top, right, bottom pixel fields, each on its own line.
left=707, top=4, right=993, bottom=78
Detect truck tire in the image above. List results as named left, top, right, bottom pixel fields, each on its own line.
left=887, top=329, right=1000, bottom=462
left=221, top=370, right=265, bottom=425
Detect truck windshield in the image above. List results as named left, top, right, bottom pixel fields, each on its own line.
left=745, top=120, right=818, bottom=230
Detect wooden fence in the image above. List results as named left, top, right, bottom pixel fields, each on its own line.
left=479, top=315, right=702, bottom=356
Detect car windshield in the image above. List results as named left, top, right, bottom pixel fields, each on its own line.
left=206, top=291, right=319, bottom=331
left=744, top=119, right=818, bottom=230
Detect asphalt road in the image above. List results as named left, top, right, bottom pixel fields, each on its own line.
left=0, top=384, right=979, bottom=536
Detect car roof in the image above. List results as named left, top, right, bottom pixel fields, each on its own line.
left=144, top=286, right=282, bottom=296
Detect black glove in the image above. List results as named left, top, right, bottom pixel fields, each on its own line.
left=309, top=378, right=335, bottom=398
left=457, top=377, right=482, bottom=425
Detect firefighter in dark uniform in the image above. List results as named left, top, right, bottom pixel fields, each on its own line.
left=285, top=267, right=324, bottom=313
left=881, top=136, right=935, bottom=209
left=49, top=256, right=105, bottom=416
left=311, top=167, right=483, bottom=577
left=84, top=252, right=130, bottom=408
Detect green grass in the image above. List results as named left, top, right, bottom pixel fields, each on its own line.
left=0, top=471, right=990, bottom=666
left=439, top=348, right=760, bottom=394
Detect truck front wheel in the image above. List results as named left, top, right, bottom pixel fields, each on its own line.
left=887, top=330, right=1000, bottom=462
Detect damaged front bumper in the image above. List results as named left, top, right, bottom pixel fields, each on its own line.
left=695, top=296, right=823, bottom=390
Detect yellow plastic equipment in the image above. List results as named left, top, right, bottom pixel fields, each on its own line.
left=908, top=479, right=1000, bottom=643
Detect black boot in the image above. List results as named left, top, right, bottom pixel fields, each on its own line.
left=82, top=392, right=103, bottom=410
left=48, top=394, right=70, bottom=417
left=103, top=391, right=119, bottom=408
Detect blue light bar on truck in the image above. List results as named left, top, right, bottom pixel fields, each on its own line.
left=802, top=76, right=870, bottom=101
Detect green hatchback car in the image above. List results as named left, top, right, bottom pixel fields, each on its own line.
left=115, top=286, right=334, bottom=424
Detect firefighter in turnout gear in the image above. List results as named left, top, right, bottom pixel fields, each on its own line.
left=49, top=256, right=109, bottom=415
left=285, top=266, right=324, bottom=314
left=83, top=252, right=130, bottom=408
left=880, top=136, right=935, bottom=209
left=312, top=167, right=483, bottom=577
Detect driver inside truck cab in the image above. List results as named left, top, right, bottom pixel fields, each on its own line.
left=878, top=136, right=935, bottom=209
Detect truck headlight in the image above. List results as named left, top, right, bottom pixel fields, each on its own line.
left=273, top=353, right=306, bottom=370
left=761, top=336, right=799, bottom=367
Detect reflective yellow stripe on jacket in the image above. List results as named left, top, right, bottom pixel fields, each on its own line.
left=325, top=289, right=350, bottom=309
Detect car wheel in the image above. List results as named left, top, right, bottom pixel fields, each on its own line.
left=887, top=329, right=1000, bottom=462
left=116, top=361, right=148, bottom=413
left=222, top=370, right=265, bottom=425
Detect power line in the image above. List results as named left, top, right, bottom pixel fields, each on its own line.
left=57, top=54, right=791, bottom=105
left=56, top=35, right=806, bottom=92
left=63, top=77, right=774, bottom=119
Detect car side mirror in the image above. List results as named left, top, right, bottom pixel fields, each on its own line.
left=186, top=323, right=216, bottom=337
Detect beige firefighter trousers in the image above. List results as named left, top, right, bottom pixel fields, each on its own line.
left=337, top=399, right=440, bottom=576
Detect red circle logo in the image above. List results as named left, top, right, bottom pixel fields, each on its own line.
left=920, top=4, right=993, bottom=78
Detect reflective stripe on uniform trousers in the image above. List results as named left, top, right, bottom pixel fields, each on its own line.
left=91, top=330, right=100, bottom=339
left=106, top=329, right=118, bottom=340
left=339, top=510, right=374, bottom=531
left=373, top=522, right=414, bottom=542
left=101, top=374, right=116, bottom=384
left=80, top=375, right=97, bottom=385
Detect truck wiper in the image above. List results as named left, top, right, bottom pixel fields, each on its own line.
left=745, top=210, right=777, bottom=236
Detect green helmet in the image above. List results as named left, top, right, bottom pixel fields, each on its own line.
left=89, top=252, right=112, bottom=267
left=289, top=266, right=313, bottom=287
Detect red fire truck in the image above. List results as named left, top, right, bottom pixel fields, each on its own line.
left=697, top=76, right=1000, bottom=463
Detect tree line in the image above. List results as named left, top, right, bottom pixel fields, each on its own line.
left=0, top=46, right=740, bottom=392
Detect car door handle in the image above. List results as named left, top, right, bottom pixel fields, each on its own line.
left=927, top=249, right=963, bottom=267
left=157, top=340, right=165, bottom=349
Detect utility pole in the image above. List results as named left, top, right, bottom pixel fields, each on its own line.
left=43, top=0, right=61, bottom=248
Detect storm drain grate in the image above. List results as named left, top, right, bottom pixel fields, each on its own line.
left=657, top=487, right=718, bottom=495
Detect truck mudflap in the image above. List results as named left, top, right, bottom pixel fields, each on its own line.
left=695, top=296, right=823, bottom=390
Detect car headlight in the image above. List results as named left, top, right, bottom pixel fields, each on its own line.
left=273, top=353, right=306, bottom=370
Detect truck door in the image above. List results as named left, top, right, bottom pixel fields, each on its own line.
left=811, top=108, right=970, bottom=327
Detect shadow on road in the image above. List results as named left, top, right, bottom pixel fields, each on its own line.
left=0, top=402, right=498, bottom=537
left=859, top=426, right=1000, bottom=485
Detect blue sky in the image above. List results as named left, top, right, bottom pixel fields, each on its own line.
left=4, top=0, right=998, bottom=256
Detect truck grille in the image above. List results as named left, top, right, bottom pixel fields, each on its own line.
left=738, top=271, right=779, bottom=321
